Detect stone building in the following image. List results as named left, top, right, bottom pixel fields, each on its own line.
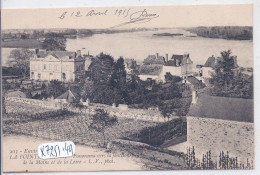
left=190, top=94, right=253, bottom=161
left=139, top=53, right=193, bottom=82
left=169, top=92, right=254, bottom=164
left=30, top=49, right=85, bottom=82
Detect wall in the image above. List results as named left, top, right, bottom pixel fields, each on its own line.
left=160, top=66, right=182, bottom=82
left=202, top=67, right=214, bottom=78
left=67, top=103, right=175, bottom=123
left=138, top=74, right=161, bottom=82
left=6, top=97, right=61, bottom=109
left=6, top=96, right=172, bottom=123
left=187, top=116, right=254, bottom=163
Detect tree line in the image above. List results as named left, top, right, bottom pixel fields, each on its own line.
left=187, top=26, right=253, bottom=40
left=80, top=53, right=184, bottom=109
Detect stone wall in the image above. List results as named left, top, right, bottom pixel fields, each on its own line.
left=187, top=116, right=254, bottom=163
left=67, top=103, right=172, bottom=123
left=6, top=97, right=173, bottom=123
left=6, top=97, right=61, bottom=110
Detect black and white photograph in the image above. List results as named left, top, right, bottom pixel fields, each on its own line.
left=1, top=2, right=255, bottom=173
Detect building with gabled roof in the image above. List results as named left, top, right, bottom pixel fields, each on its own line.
left=55, top=89, right=76, bottom=103
left=30, top=49, right=85, bottom=82
left=139, top=53, right=193, bottom=83
left=169, top=93, right=254, bottom=164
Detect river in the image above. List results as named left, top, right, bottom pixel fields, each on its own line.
left=2, top=28, right=253, bottom=67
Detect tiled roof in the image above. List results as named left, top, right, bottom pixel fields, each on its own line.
left=139, top=64, right=163, bottom=76
left=186, top=76, right=201, bottom=86
left=187, top=94, right=253, bottom=122
left=143, top=55, right=165, bottom=65
left=204, top=56, right=217, bottom=67
left=167, top=54, right=192, bottom=66
left=47, top=51, right=76, bottom=59
left=56, top=90, right=76, bottom=102
left=36, top=50, right=78, bottom=60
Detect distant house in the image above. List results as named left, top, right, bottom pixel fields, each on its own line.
left=30, top=49, right=85, bottom=82
left=179, top=76, right=203, bottom=91
left=124, top=58, right=138, bottom=74
left=55, top=90, right=76, bottom=103
left=143, top=53, right=166, bottom=65
left=138, top=64, right=163, bottom=83
left=199, top=55, right=218, bottom=79
left=139, top=53, right=193, bottom=82
left=166, top=54, right=193, bottom=76
left=198, top=55, right=239, bottom=79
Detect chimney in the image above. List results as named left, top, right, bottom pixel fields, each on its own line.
left=192, top=90, right=198, bottom=104
left=165, top=53, right=168, bottom=63
left=215, top=57, right=218, bottom=64
left=156, top=53, right=159, bottom=59
left=76, top=50, right=81, bottom=57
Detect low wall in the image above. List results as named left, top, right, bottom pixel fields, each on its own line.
left=6, top=97, right=61, bottom=110
left=6, top=97, right=174, bottom=123
left=67, top=103, right=172, bottom=123
left=187, top=116, right=254, bottom=163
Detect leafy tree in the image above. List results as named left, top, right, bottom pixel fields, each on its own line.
left=158, top=102, right=176, bottom=121
left=41, top=80, right=66, bottom=98
left=89, top=109, right=118, bottom=147
left=80, top=79, right=95, bottom=101
left=8, top=49, right=34, bottom=79
left=43, top=32, right=66, bottom=51
left=110, top=57, right=126, bottom=88
left=165, top=73, right=182, bottom=83
left=88, top=53, right=114, bottom=84
left=210, top=50, right=253, bottom=98
left=158, top=102, right=176, bottom=131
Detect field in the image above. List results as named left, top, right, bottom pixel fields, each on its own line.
left=3, top=100, right=188, bottom=170
left=3, top=101, right=159, bottom=147
left=2, top=39, right=43, bottom=48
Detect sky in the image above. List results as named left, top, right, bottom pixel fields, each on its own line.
left=1, top=4, right=253, bottom=30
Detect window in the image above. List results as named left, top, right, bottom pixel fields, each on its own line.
left=44, top=64, right=46, bottom=70
left=62, top=73, right=66, bottom=81
left=49, top=64, right=53, bottom=70
left=31, top=72, right=34, bottom=79
left=38, top=73, right=41, bottom=79
left=50, top=73, right=53, bottom=75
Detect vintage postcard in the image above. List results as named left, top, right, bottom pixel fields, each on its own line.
left=1, top=4, right=254, bottom=173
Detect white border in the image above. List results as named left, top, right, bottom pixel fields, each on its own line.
left=1, top=0, right=259, bottom=175
left=1, top=0, right=254, bottom=9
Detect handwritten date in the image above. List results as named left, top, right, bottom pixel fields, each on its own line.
left=58, top=8, right=159, bottom=28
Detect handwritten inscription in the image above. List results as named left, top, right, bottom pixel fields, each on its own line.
left=38, top=141, right=75, bottom=159
left=58, top=8, right=159, bottom=28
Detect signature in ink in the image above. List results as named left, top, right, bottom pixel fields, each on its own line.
left=111, top=9, right=159, bottom=28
